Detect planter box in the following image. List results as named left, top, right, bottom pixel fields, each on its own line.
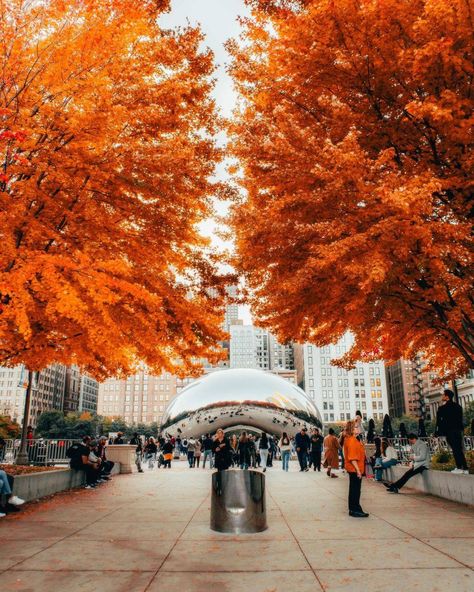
left=385, top=466, right=474, bottom=506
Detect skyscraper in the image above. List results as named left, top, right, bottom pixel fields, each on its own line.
left=294, top=333, right=389, bottom=423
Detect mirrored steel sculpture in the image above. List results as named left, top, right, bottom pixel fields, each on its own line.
left=160, top=368, right=322, bottom=438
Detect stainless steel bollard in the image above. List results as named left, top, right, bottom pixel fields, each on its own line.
left=210, top=469, right=267, bottom=533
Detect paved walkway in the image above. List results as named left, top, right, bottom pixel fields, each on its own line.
left=1, top=462, right=473, bottom=591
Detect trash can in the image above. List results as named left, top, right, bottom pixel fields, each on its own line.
left=210, top=469, right=267, bottom=533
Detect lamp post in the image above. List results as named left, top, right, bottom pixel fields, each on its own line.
left=15, top=369, right=34, bottom=465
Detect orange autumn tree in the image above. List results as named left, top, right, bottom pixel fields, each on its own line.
left=228, top=0, right=474, bottom=378
left=0, top=0, right=227, bottom=380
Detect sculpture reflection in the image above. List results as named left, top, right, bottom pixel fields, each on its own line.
left=160, top=368, right=322, bottom=438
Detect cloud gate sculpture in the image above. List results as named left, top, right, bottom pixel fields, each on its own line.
left=160, top=368, right=322, bottom=438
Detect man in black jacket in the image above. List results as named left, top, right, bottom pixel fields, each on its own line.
left=436, top=389, right=468, bottom=474
left=294, top=428, right=310, bottom=471
left=310, top=428, right=324, bottom=471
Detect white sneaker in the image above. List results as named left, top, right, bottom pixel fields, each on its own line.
left=451, top=468, right=462, bottom=474
left=0, top=512, right=6, bottom=518
left=8, top=496, right=25, bottom=506
left=462, top=470, right=469, bottom=475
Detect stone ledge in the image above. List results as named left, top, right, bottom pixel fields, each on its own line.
left=385, top=465, right=474, bottom=505
left=11, top=463, right=120, bottom=502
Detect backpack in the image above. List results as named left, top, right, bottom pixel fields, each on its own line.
left=67, top=443, right=84, bottom=469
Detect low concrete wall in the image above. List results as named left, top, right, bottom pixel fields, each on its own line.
left=385, top=466, right=474, bottom=505
left=12, top=469, right=86, bottom=502
left=11, top=463, right=120, bottom=502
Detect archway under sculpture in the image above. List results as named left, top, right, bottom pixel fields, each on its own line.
left=160, top=368, right=323, bottom=439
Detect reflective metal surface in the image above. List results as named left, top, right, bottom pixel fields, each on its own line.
left=210, top=469, right=267, bottom=533
left=160, top=368, right=322, bottom=438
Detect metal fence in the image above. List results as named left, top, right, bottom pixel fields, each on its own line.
left=0, top=439, right=77, bottom=466
left=387, top=436, right=474, bottom=464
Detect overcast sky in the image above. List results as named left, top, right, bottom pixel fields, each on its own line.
left=161, top=1, right=252, bottom=323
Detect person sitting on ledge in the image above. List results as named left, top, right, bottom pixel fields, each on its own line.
left=97, top=436, right=114, bottom=479
left=0, top=469, right=25, bottom=518
left=386, top=433, right=430, bottom=494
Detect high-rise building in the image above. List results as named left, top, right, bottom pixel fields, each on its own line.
left=222, top=285, right=239, bottom=334
left=0, top=364, right=67, bottom=427
left=385, top=358, right=429, bottom=418
left=78, top=373, right=99, bottom=414
left=229, top=325, right=295, bottom=371
left=269, top=333, right=295, bottom=370
left=294, top=334, right=389, bottom=423
left=97, top=370, right=180, bottom=425
left=230, top=325, right=270, bottom=370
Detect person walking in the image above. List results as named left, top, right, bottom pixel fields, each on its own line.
left=201, top=433, right=214, bottom=469
left=230, top=434, right=239, bottom=467
left=279, top=432, right=291, bottom=471
left=386, top=434, right=430, bottom=493
left=212, top=428, right=232, bottom=471
left=162, top=439, right=174, bottom=468
left=374, top=439, right=398, bottom=481
left=354, top=410, right=365, bottom=440
left=435, top=389, right=468, bottom=474
left=294, top=427, right=310, bottom=471
left=310, top=428, right=324, bottom=472
left=248, top=435, right=257, bottom=468
left=187, top=437, right=196, bottom=468
left=193, top=439, right=202, bottom=467
left=145, top=437, right=158, bottom=469
left=238, top=431, right=251, bottom=469
left=323, top=428, right=340, bottom=478
left=259, top=432, right=270, bottom=472
left=343, top=420, right=369, bottom=517
left=130, top=433, right=144, bottom=473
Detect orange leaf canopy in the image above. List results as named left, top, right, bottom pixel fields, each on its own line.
left=0, top=0, right=227, bottom=380
left=229, top=0, right=474, bottom=378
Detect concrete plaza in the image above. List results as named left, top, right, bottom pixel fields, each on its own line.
left=1, top=462, right=473, bottom=592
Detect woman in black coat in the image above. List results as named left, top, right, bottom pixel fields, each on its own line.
left=212, top=428, right=232, bottom=471
left=238, top=431, right=251, bottom=469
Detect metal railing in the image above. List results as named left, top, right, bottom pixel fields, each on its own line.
left=386, top=436, right=474, bottom=464
left=0, top=439, right=77, bottom=466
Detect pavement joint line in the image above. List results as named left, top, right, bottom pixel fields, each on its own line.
left=267, top=481, right=326, bottom=591
left=286, top=471, right=474, bottom=573
left=0, top=482, right=130, bottom=575
left=142, top=490, right=211, bottom=592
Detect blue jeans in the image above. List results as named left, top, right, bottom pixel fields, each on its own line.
left=187, top=451, right=195, bottom=467
left=281, top=450, right=290, bottom=471
left=0, top=470, right=12, bottom=495
left=374, top=458, right=398, bottom=481
left=202, top=449, right=213, bottom=468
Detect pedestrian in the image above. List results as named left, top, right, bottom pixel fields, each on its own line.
left=248, top=435, right=257, bottom=468
left=435, top=389, right=468, bottom=474
left=238, top=431, right=251, bottom=469
left=212, top=428, right=232, bottom=471
left=259, top=432, right=269, bottom=472
left=279, top=432, right=291, bottom=471
left=96, top=436, right=114, bottom=479
left=343, top=420, right=369, bottom=517
left=386, top=433, right=430, bottom=494
left=162, top=439, right=174, bottom=468
left=338, top=428, right=346, bottom=473
left=374, top=439, right=398, bottom=482
left=294, top=427, right=310, bottom=471
left=145, top=436, right=158, bottom=469
left=193, top=439, right=202, bottom=467
left=113, top=432, right=125, bottom=445
left=130, top=432, right=144, bottom=473
left=201, top=433, right=214, bottom=469
left=187, top=437, right=196, bottom=468
left=230, top=434, right=239, bottom=467
left=310, top=428, right=324, bottom=471
left=354, top=410, right=365, bottom=440
left=323, top=428, right=340, bottom=478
